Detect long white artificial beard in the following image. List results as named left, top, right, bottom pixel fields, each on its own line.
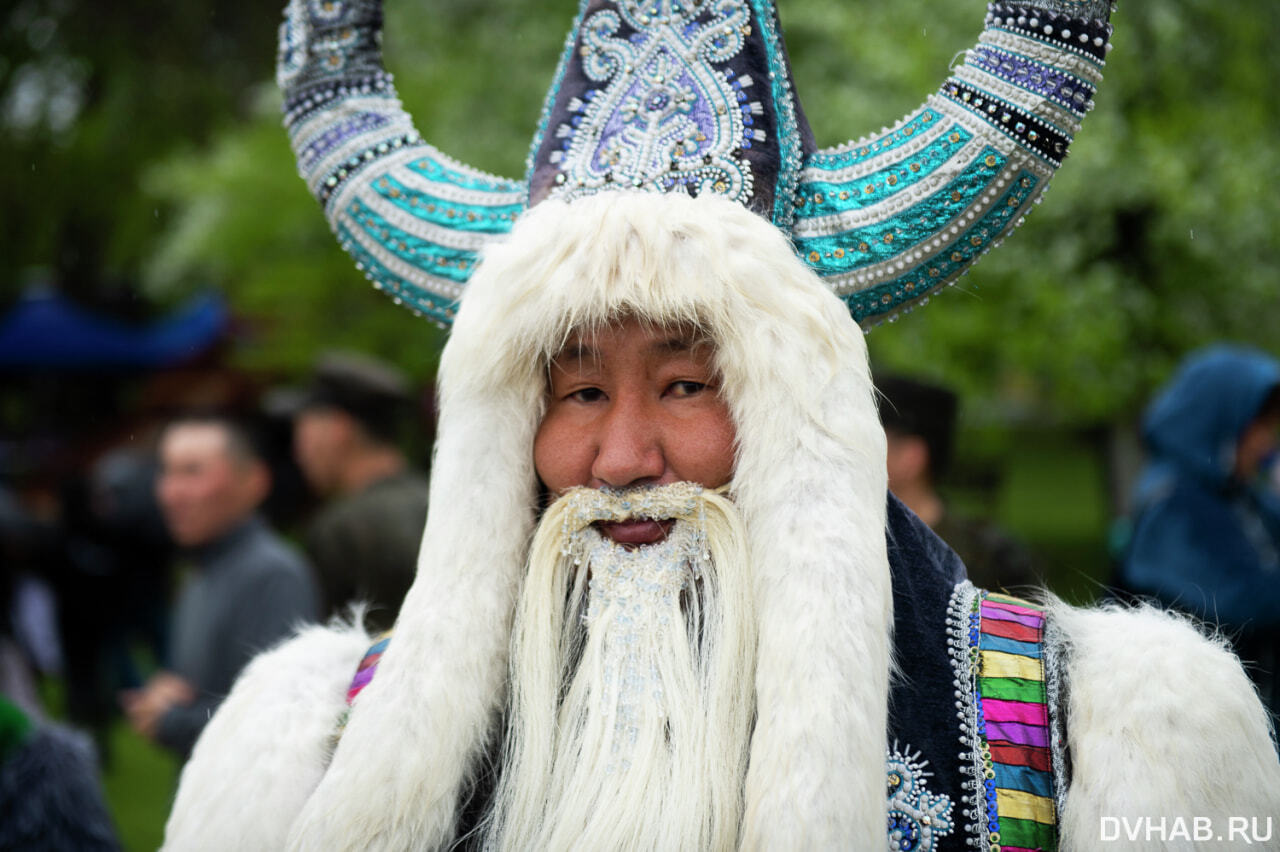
left=484, top=483, right=757, bottom=851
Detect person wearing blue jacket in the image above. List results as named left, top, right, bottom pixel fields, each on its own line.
left=1122, top=345, right=1280, bottom=714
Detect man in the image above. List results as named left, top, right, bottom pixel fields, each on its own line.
left=122, top=414, right=318, bottom=759
left=878, top=373, right=1040, bottom=590
left=164, top=0, right=1280, bottom=849
left=291, top=352, right=430, bottom=630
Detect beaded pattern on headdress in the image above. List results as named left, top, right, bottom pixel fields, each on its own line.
left=278, top=0, right=526, bottom=325
left=543, top=2, right=761, bottom=203
left=793, top=2, right=1113, bottom=325
left=525, top=0, right=811, bottom=231
left=277, top=0, right=1113, bottom=328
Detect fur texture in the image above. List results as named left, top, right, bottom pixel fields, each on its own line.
left=0, top=724, right=120, bottom=851
left=285, top=191, right=893, bottom=849
left=162, top=619, right=371, bottom=851
left=1052, top=599, right=1280, bottom=851
left=490, top=486, right=756, bottom=850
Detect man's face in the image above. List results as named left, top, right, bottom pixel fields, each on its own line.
left=293, top=407, right=354, bottom=495
left=533, top=317, right=737, bottom=540
left=156, top=423, right=266, bottom=547
left=1236, top=411, right=1280, bottom=481
left=884, top=428, right=930, bottom=492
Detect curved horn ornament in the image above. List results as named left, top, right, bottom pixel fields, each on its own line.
left=279, top=0, right=1114, bottom=329
left=278, top=0, right=526, bottom=326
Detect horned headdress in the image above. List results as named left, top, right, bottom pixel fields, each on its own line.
left=278, top=0, right=1113, bottom=328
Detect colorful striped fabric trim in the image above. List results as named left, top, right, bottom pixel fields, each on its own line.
left=975, top=591, right=1058, bottom=851
left=346, top=631, right=392, bottom=706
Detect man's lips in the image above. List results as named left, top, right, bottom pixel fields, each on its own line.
left=596, top=518, right=674, bottom=546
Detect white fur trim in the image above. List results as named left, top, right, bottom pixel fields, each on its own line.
left=1052, top=600, right=1280, bottom=851
left=285, top=394, right=538, bottom=850
left=163, top=620, right=371, bottom=851
left=286, top=191, right=893, bottom=848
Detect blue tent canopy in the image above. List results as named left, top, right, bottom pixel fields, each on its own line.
left=0, top=289, right=228, bottom=369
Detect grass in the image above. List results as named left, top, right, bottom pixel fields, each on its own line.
left=37, top=679, right=177, bottom=851
left=101, top=721, right=179, bottom=851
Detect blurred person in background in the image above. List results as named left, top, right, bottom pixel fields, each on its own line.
left=56, top=445, right=174, bottom=764
left=0, top=487, right=61, bottom=718
left=1119, top=345, right=1280, bottom=715
left=121, top=413, right=318, bottom=760
left=877, top=373, right=1040, bottom=591
left=83, top=447, right=173, bottom=694
left=289, top=353, right=429, bottom=632
left=0, top=694, right=121, bottom=850
left=2, top=494, right=120, bottom=850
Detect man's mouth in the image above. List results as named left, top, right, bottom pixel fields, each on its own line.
left=595, top=518, right=675, bottom=547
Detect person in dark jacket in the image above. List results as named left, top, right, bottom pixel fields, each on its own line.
left=0, top=695, right=120, bottom=851
left=877, top=374, right=1040, bottom=591
left=1120, top=345, right=1280, bottom=713
left=291, top=353, right=430, bottom=631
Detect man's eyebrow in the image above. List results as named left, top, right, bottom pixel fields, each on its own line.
left=649, top=334, right=711, bottom=357
left=551, top=341, right=600, bottom=368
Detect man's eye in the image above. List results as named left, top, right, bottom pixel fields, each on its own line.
left=568, top=387, right=606, bottom=403
left=667, top=380, right=707, bottom=398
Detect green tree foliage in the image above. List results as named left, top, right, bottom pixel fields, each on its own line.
left=5, top=0, right=1278, bottom=405
left=849, top=1, right=1280, bottom=425
left=1, top=0, right=281, bottom=309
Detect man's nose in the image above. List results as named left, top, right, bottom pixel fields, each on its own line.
left=590, top=396, right=667, bottom=488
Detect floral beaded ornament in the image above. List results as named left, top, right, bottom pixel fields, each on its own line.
left=278, top=0, right=1114, bottom=327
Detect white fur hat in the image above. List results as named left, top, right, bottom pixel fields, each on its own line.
left=288, top=190, right=894, bottom=850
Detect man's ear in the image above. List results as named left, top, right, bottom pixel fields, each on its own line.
left=338, top=409, right=374, bottom=450
left=245, top=459, right=272, bottom=508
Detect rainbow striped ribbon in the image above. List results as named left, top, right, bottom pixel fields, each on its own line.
left=346, top=631, right=393, bottom=706
left=974, top=592, right=1057, bottom=851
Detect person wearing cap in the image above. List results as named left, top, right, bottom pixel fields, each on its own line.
left=292, top=352, right=430, bottom=631
left=878, top=373, right=1040, bottom=591
left=164, top=0, right=1279, bottom=849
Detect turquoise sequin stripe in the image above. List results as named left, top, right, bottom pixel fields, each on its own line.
left=278, top=0, right=524, bottom=324
left=794, top=146, right=1007, bottom=274
left=839, top=170, right=1039, bottom=324
left=805, top=109, right=942, bottom=173
left=408, top=155, right=523, bottom=197
left=348, top=198, right=479, bottom=285
left=792, top=0, right=1109, bottom=328
left=748, top=0, right=804, bottom=231
left=794, top=124, right=974, bottom=220
left=373, top=173, right=524, bottom=233
left=337, top=223, right=462, bottom=323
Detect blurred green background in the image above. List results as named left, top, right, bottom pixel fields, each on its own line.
left=3, top=0, right=1279, bottom=847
